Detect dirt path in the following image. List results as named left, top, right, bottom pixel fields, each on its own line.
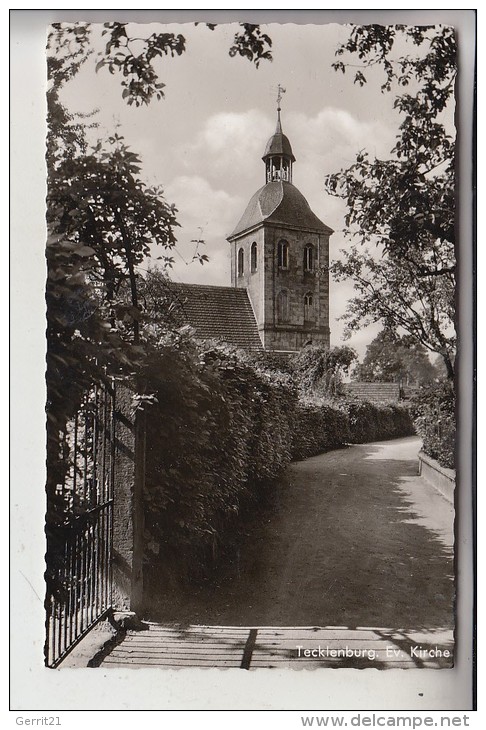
left=147, top=436, right=454, bottom=632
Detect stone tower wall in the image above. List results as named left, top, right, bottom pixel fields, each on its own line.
left=231, top=230, right=266, bottom=330
left=231, top=224, right=330, bottom=351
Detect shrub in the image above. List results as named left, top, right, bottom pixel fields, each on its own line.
left=410, top=381, right=455, bottom=469
left=291, top=399, right=350, bottom=459
left=140, top=335, right=296, bottom=583
left=291, top=344, right=357, bottom=396
left=291, top=397, right=414, bottom=460
left=138, top=333, right=417, bottom=586
left=347, top=401, right=415, bottom=443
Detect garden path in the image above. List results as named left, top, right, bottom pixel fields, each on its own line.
left=97, top=435, right=455, bottom=669
left=145, top=435, right=454, bottom=632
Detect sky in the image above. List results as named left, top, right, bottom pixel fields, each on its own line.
left=56, top=20, right=445, bottom=357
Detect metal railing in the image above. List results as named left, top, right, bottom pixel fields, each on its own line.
left=45, top=383, right=116, bottom=668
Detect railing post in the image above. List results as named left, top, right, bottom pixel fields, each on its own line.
left=112, top=384, right=145, bottom=617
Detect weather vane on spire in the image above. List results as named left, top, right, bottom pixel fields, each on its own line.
left=277, top=83, right=286, bottom=111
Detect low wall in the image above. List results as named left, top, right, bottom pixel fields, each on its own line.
left=418, top=450, right=455, bottom=503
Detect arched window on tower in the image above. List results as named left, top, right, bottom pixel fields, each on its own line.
left=277, top=289, right=290, bottom=323
left=237, top=247, right=244, bottom=277
left=304, top=244, right=314, bottom=272
left=304, top=292, right=314, bottom=321
left=277, top=240, right=289, bottom=270
left=251, top=242, right=258, bottom=273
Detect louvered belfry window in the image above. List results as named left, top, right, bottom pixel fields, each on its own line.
left=304, top=244, right=314, bottom=272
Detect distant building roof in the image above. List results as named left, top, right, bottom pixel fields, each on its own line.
left=170, top=283, right=262, bottom=350
left=228, top=181, right=333, bottom=240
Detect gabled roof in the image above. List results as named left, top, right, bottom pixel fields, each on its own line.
left=170, top=283, right=262, bottom=350
left=227, top=181, right=333, bottom=240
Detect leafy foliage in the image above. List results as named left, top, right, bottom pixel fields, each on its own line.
left=228, top=24, right=273, bottom=68
left=97, top=23, right=185, bottom=106
left=410, top=380, right=455, bottom=469
left=46, top=132, right=180, bottom=434
left=50, top=21, right=272, bottom=107
left=141, top=336, right=296, bottom=582
left=326, top=25, right=456, bottom=379
left=291, top=401, right=350, bottom=460
left=140, top=336, right=414, bottom=581
left=45, top=28, right=182, bottom=507
left=346, top=401, right=414, bottom=444
left=354, top=328, right=439, bottom=385
left=291, top=344, right=357, bottom=396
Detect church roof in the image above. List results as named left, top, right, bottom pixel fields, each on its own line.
left=170, top=283, right=262, bottom=350
left=228, top=181, right=334, bottom=240
left=262, top=110, right=296, bottom=162
left=262, top=117, right=296, bottom=162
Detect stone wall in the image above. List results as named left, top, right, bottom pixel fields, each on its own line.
left=111, top=384, right=145, bottom=614
left=343, top=382, right=401, bottom=403
left=418, top=450, right=455, bottom=503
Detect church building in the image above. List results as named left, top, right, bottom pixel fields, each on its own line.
left=172, top=102, right=333, bottom=354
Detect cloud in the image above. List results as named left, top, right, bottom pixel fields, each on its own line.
left=178, top=109, right=274, bottom=193
left=285, top=107, right=395, bottom=224
left=159, top=174, right=243, bottom=286
left=289, top=106, right=397, bottom=164
left=196, top=110, right=270, bottom=157
left=165, top=174, right=243, bottom=237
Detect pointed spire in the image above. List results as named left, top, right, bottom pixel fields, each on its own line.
left=275, top=84, right=285, bottom=134
left=262, top=85, right=295, bottom=183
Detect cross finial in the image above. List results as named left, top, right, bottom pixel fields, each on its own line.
left=277, top=83, right=286, bottom=111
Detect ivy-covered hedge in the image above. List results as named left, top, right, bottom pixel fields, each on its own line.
left=291, top=398, right=414, bottom=460
left=410, top=381, right=455, bottom=469
left=139, top=336, right=415, bottom=584
left=291, top=400, right=350, bottom=460
left=140, top=335, right=296, bottom=583
left=347, top=401, right=415, bottom=444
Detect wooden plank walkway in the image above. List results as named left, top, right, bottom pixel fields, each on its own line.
left=101, top=623, right=454, bottom=669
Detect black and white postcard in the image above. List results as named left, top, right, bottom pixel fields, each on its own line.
left=11, top=8, right=476, bottom=714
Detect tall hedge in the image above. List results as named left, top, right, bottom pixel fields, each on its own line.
left=291, top=400, right=350, bottom=460
left=410, top=381, right=455, bottom=469
left=140, top=335, right=296, bottom=583
left=347, top=401, right=415, bottom=444
left=290, top=398, right=414, bottom=460
left=139, top=336, right=415, bottom=584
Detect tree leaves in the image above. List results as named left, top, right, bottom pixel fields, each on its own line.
left=292, top=345, right=358, bottom=396
left=47, top=20, right=273, bottom=107
left=228, top=24, right=273, bottom=68
left=46, top=108, right=181, bottom=434
left=326, top=25, right=456, bottom=378
left=354, top=327, right=440, bottom=384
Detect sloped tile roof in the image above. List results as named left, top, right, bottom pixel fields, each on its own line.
left=263, top=130, right=295, bottom=161
left=262, top=112, right=296, bottom=162
left=170, top=283, right=262, bottom=350
left=228, top=181, right=333, bottom=239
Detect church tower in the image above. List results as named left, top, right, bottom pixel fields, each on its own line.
left=227, top=97, right=333, bottom=353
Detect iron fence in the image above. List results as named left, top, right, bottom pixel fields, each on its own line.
left=45, top=382, right=116, bottom=667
